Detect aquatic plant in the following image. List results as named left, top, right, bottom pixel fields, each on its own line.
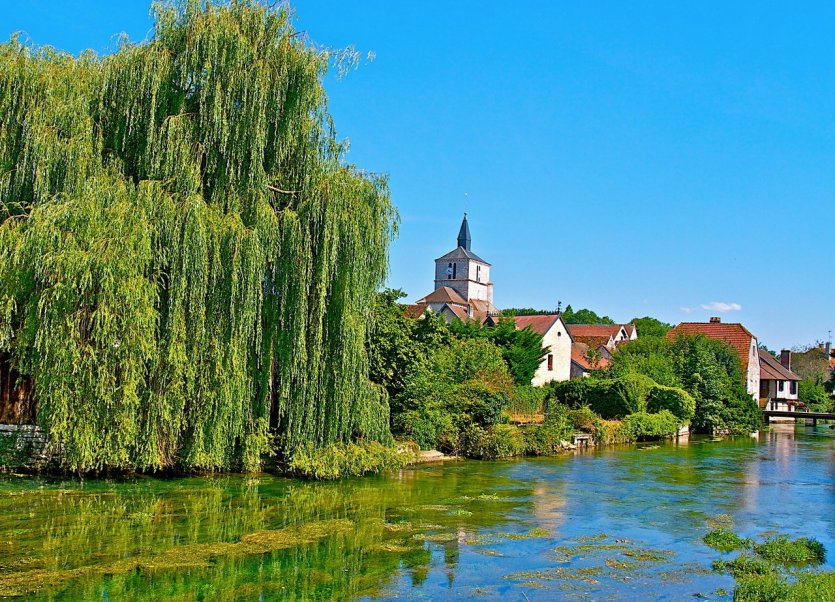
left=703, top=529, right=753, bottom=553
left=752, top=535, right=826, bottom=566
left=0, top=1, right=395, bottom=472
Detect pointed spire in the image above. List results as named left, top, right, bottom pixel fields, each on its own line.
left=457, top=213, right=471, bottom=251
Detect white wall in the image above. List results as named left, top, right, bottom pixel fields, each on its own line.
left=434, top=258, right=492, bottom=303
left=747, top=340, right=760, bottom=399
left=531, top=319, right=572, bottom=386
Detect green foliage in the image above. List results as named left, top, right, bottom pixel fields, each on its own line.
left=629, top=316, right=672, bottom=338
left=459, top=424, right=526, bottom=460
left=487, top=319, right=549, bottom=386
left=393, top=338, right=514, bottom=451
left=610, top=338, right=681, bottom=388
left=646, top=385, right=696, bottom=421
left=622, top=411, right=679, bottom=441
left=507, top=385, right=548, bottom=418
left=703, top=529, right=753, bottom=553
left=617, top=335, right=761, bottom=434
left=450, top=317, right=548, bottom=386
left=286, top=441, right=413, bottom=480
left=799, top=380, right=832, bottom=412
left=753, top=536, right=826, bottom=566
left=562, top=305, right=615, bottom=324
left=0, top=2, right=395, bottom=471
left=709, top=530, right=832, bottom=602
left=613, top=373, right=655, bottom=414
left=521, top=405, right=573, bottom=455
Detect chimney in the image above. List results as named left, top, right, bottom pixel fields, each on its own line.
left=780, top=349, right=791, bottom=371
left=709, top=317, right=721, bottom=323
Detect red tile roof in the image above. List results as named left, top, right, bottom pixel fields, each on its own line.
left=416, top=286, right=467, bottom=305
left=567, top=324, right=623, bottom=338
left=667, top=322, right=757, bottom=374
left=571, top=342, right=611, bottom=371
left=441, top=304, right=470, bottom=321
left=511, top=314, right=561, bottom=336
left=759, top=352, right=801, bottom=381
left=573, top=335, right=612, bottom=349
left=404, top=304, right=427, bottom=318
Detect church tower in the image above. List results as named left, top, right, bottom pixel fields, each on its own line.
left=434, top=214, right=493, bottom=305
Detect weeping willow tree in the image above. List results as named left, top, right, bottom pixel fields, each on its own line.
left=0, top=0, right=396, bottom=472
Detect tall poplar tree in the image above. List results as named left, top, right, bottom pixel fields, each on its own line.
left=0, top=0, right=395, bottom=471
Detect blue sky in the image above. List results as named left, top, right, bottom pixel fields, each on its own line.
left=5, top=1, right=833, bottom=350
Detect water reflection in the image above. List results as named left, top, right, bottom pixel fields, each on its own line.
left=0, top=426, right=832, bottom=600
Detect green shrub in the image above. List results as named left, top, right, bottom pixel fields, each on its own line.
left=508, top=385, right=547, bottom=417
left=753, top=536, right=826, bottom=566
left=703, top=529, right=753, bottom=552
left=521, top=420, right=573, bottom=456
left=287, top=441, right=414, bottom=480
left=458, top=380, right=510, bottom=426
left=544, top=379, right=590, bottom=410
left=647, top=385, right=696, bottom=421
left=622, top=410, right=679, bottom=441
left=566, top=406, right=602, bottom=435
left=459, top=424, right=526, bottom=460
left=612, top=373, right=655, bottom=414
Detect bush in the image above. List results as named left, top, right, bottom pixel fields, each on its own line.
left=622, top=410, right=680, bottom=441
left=458, top=380, right=510, bottom=426
left=287, top=441, right=414, bottom=480
left=459, top=424, right=526, bottom=459
left=508, top=385, right=547, bottom=417
left=647, top=385, right=696, bottom=421
left=522, top=420, right=573, bottom=456
left=612, top=373, right=655, bottom=414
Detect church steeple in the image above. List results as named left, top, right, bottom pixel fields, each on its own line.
left=457, top=213, right=471, bottom=251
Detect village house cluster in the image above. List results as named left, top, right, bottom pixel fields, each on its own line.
left=408, top=215, right=806, bottom=410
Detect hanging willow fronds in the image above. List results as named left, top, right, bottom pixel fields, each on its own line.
left=0, top=0, right=396, bottom=472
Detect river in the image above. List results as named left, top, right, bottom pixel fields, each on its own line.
left=0, top=424, right=832, bottom=601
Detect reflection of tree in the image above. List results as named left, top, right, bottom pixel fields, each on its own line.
left=0, top=466, right=533, bottom=599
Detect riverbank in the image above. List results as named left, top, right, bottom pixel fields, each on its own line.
left=0, top=424, right=832, bottom=600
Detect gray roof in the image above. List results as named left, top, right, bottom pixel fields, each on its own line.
left=436, top=246, right=490, bottom=265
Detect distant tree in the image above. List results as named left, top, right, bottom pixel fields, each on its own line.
left=562, top=305, right=615, bottom=325
left=500, top=307, right=552, bottom=316
left=799, top=380, right=832, bottom=412
left=629, top=316, right=672, bottom=338
left=790, top=345, right=830, bottom=387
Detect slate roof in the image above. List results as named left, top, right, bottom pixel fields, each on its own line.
left=759, top=351, right=801, bottom=382
left=668, top=322, right=757, bottom=374
left=436, top=246, right=490, bottom=265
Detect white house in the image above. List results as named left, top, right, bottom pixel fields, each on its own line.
left=508, top=314, right=573, bottom=385
left=668, top=317, right=761, bottom=399
left=759, top=350, right=801, bottom=411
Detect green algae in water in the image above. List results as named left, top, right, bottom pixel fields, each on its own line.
left=496, top=527, right=550, bottom=540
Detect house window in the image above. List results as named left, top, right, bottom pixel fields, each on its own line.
left=547, top=354, right=554, bottom=371
left=778, top=381, right=784, bottom=392
left=790, top=381, right=797, bottom=395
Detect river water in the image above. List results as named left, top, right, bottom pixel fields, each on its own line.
left=0, top=424, right=832, bottom=601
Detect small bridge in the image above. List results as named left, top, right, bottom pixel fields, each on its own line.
left=762, top=410, right=835, bottom=426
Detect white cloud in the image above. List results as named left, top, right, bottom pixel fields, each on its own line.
left=680, top=306, right=694, bottom=314
left=700, top=301, right=742, bottom=312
